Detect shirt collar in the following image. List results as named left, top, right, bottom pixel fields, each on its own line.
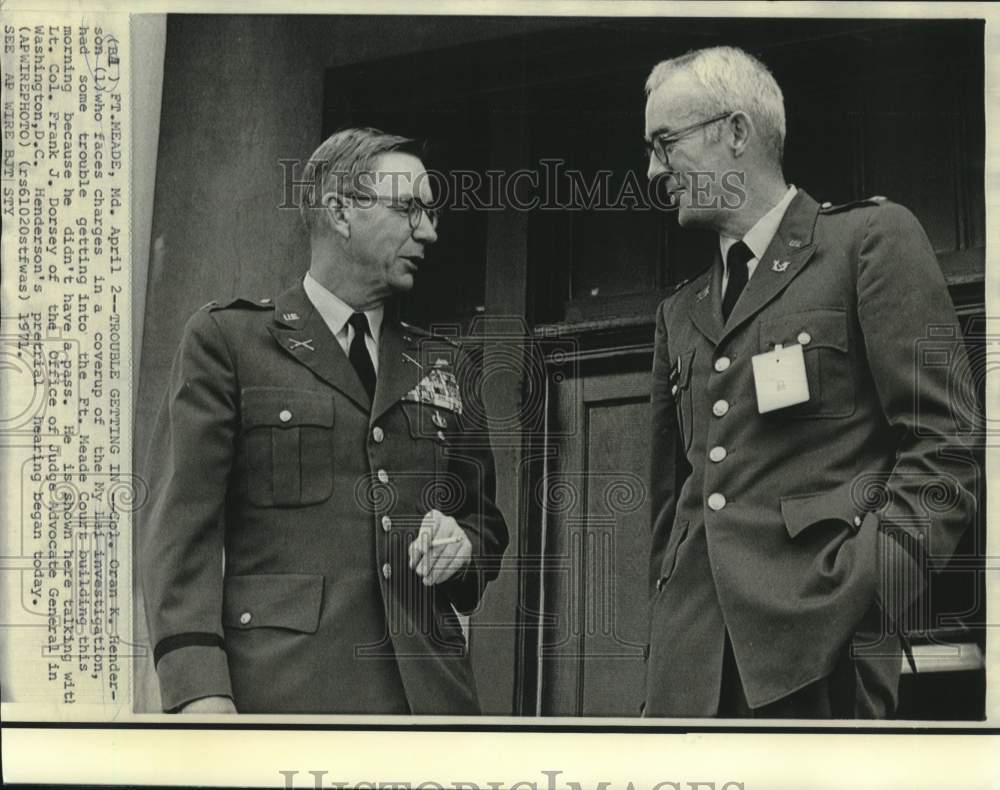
left=303, top=272, right=384, bottom=345
left=719, top=185, right=798, bottom=263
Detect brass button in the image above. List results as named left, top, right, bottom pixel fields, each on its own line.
left=436, top=430, right=446, bottom=442
left=278, top=409, right=292, bottom=423
left=382, top=563, right=392, bottom=580
left=714, top=356, right=731, bottom=372
left=671, top=384, right=679, bottom=396
left=798, top=332, right=811, bottom=346
left=239, top=612, right=252, bottom=625
left=372, top=426, right=384, bottom=443
left=712, top=400, right=730, bottom=417
left=708, top=493, right=727, bottom=511
left=377, top=469, right=389, bottom=484
left=381, top=515, right=392, bottom=532
left=709, top=446, right=727, bottom=463
left=853, top=515, right=862, bottom=527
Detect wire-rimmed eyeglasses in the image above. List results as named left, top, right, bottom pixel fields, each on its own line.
left=644, top=111, right=733, bottom=166
left=338, top=193, right=439, bottom=230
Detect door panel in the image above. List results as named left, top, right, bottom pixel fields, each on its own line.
left=540, top=365, right=651, bottom=716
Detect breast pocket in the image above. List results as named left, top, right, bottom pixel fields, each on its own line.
left=241, top=388, right=335, bottom=507
left=400, top=401, right=462, bottom=511
left=758, top=308, right=853, bottom=418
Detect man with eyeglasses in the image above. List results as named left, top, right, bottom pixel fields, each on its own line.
left=642, top=47, right=976, bottom=718
left=140, top=127, right=508, bottom=714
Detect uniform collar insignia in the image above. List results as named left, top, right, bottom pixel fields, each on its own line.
left=772, top=259, right=791, bottom=272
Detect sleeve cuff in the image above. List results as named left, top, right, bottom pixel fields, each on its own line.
left=442, top=524, right=486, bottom=614
left=156, top=643, right=234, bottom=712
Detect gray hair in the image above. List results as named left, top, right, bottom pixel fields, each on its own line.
left=299, top=127, right=419, bottom=234
left=645, top=46, right=786, bottom=163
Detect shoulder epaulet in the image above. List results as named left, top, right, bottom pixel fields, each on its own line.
left=399, top=320, right=461, bottom=348
left=668, top=277, right=693, bottom=296
left=818, top=195, right=888, bottom=214
left=204, top=297, right=276, bottom=312
left=666, top=263, right=713, bottom=298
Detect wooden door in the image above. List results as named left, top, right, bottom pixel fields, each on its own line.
left=539, top=352, right=653, bottom=716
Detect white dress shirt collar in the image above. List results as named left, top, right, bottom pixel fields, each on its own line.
left=719, top=185, right=798, bottom=282
left=302, top=272, right=384, bottom=360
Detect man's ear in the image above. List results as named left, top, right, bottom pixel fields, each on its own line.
left=728, top=111, right=753, bottom=158
left=322, top=192, right=351, bottom=240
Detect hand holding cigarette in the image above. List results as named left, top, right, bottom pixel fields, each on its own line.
left=407, top=509, right=472, bottom=586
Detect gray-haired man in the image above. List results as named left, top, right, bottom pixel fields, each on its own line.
left=643, top=47, right=976, bottom=718
left=141, top=128, right=508, bottom=714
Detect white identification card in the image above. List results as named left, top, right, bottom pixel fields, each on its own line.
left=751, top=343, right=810, bottom=413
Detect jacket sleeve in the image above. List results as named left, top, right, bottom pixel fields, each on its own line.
left=440, top=342, right=509, bottom=614
left=856, top=202, right=979, bottom=619
left=648, top=299, right=690, bottom=599
left=139, top=309, right=238, bottom=711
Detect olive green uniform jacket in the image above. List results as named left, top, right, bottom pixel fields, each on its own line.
left=644, top=191, right=977, bottom=716
left=141, top=282, right=508, bottom=714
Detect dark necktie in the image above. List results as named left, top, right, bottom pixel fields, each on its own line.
left=721, top=240, right=754, bottom=322
left=347, top=312, right=377, bottom=402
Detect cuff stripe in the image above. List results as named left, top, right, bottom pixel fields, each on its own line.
left=154, top=632, right=225, bottom=667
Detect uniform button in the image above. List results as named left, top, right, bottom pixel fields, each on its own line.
left=853, top=515, right=862, bottom=528
left=714, top=356, right=731, bottom=372
left=712, top=399, right=730, bottom=417
left=239, top=612, right=252, bottom=625
left=382, top=562, right=392, bottom=580
left=708, top=493, right=727, bottom=511
left=709, top=446, right=727, bottom=463
left=436, top=430, right=446, bottom=442
left=671, top=384, right=679, bottom=396
left=821, top=202, right=832, bottom=209
left=372, top=426, right=384, bottom=443
left=798, top=332, right=811, bottom=346
left=278, top=409, right=292, bottom=423
left=377, top=469, right=389, bottom=484
left=381, top=515, right=392, bottom=532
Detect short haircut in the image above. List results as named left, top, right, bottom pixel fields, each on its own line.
left=299, top=127, right=421, bottom=234
left=645, top=46, right=786, bottom=164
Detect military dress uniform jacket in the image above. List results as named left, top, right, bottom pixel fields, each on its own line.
left=140, top=282, right=508, bottom=714
left=644, top=190, right=977, bottom=716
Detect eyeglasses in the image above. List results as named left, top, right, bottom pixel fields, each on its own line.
left=644, top=111, right=733, bottom=166
left=341, top=193, right=439, bottom=230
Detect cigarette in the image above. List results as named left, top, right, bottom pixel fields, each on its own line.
left=429, top=536, right=462, bottom=547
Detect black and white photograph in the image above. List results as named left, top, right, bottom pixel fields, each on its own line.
left=133, top=9, right=989, bottom=721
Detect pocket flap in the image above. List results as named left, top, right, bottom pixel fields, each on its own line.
left=241, top=388, right=334, bottom=429
left=780, top=481, right=865, bottom=539
left=223, top=573, right=323, bottom=633
left=760, top=308, right=848, bottom=353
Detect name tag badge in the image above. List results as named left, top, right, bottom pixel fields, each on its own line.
left=751, top=343, right=810, bottom=413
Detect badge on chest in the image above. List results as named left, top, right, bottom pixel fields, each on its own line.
left=751, top=343, right=810, bottom=413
